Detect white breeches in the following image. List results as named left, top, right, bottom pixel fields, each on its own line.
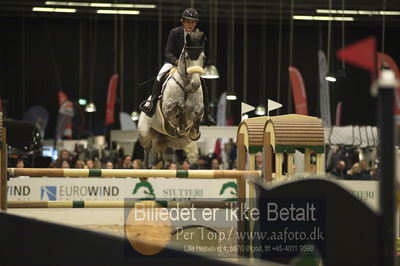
left=157, top=63, right=174, bottom=81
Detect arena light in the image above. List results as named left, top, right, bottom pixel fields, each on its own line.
left=357, top=10, right=380, bottom=15
left=333, top=17, right=354, bottom=21
left=33, top=7, right=56, bottom=12
left=54, top=8, right=76, bottom=12
left=202, top=65, right=219, bottom=79
left=78, top=98, right=87, bottom=105
left=131, top=111, right=139, bottom=121
left=255, top=105, right=266, bottom=116
left=292, top=15, right=314, bottom=20
left=316, top=9, right=358, bottom=14
left=131, top=4, right=156, bottom=9
left=226, top=92, right=237, bottom=101
left=325, top=74, right=337, bottom=82
left=293, top=15, right=354, bottom=21
left=68, top=2, right=90, bottom=7
left=45, top=1, right=156, bottom=9
left=97, top=9, right=140, bottom=15
left=380, top=11, right=400, bottom=15
left=45, top=1, right=67, bottom=5
left=317, top=9, right=400, bottom=16
left=85, top=102, right=96, bottom=112
left=90, top=3, right=112, bottom=7
left=112, top=3, right=134, bottom=8
left=32, top=7, right=76, bottom=13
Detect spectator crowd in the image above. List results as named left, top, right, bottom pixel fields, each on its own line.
left=11, top=143, right=380, bottom=181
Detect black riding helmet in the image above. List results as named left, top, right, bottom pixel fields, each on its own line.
left=181, top=8, right=199, bottom=21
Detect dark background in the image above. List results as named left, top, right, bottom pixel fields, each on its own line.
left=0, top=0, right=399, bottom=138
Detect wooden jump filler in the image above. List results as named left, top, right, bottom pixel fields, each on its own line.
left=237, top=114, right=325, bottom=182
left=263, top=114, right=325, bottom=181
left=237, top=116, right=268, bottom=256
left=236, top=114, right=325, bottom=256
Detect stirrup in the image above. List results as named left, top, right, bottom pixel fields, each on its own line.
left=139, top=100, right=155, bottom=117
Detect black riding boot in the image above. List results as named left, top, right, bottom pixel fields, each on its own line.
left=200, top=78, right=217, bottom=126
left=139, top=78, right=162, bottom=117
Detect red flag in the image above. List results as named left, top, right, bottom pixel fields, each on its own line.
left=58, top=91, right=69, bottom=106
left=226, top=116, right=234, bottom=126
left=335, top=102, right=342, bottom=126
left=336, top=36, right=377, bottom=80
left=377, top=53, right=400, bottom=124
left=214, top=139, right=221, bottom=159
left=105, top=73, right=119, bottom=126
left=288, top=66, right=308, bottom=115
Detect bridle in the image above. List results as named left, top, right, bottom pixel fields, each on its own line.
left=173, top=46, right=204, bottom=94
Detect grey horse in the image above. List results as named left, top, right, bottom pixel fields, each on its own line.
left=138, top=32, right=206, bottom=168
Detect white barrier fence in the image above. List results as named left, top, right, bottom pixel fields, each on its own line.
left=7, top=178, right=240, bottom=202
left=8, top=177, right=379, bottom=209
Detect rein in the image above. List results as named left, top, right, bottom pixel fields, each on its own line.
left=173, top=47, right=204, bottom=94
left=138, top=69, right=171, bottom=89
left=172, top=76, right=194, bottom=93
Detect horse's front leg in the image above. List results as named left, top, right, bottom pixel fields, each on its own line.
left=164, top=101, right=175, bottom=119
left=140, top=147, right=152, bottom=182
left=164, top=97, right=189, bottom=138
left=164, top=100, right=183, bottom=124
left=143, top=147, right=151, bottom=169
left=165, top=99, right=187, bottom=137
left=189, top=104, right=203, bottom=141
left=153, top=149, right=165, bottom=169
left=174, top=99, right=188, bottom=136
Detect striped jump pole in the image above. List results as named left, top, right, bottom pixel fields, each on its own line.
left=8, top=168, right=262, bottom=179
left=7, top=200, right=238, bottom=209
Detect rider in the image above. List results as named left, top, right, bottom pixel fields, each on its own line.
left=139, top=8, right=216, bottom=126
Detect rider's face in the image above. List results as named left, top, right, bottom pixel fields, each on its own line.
left=182, top=19, right=197, bottom=32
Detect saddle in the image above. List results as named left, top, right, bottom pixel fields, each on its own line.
left=159, top=67, right=177, bottom=95
left=168, top=67, right=177, bottom=77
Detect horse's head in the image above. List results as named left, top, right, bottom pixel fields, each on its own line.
left=180, top=31, right=206, bottom=91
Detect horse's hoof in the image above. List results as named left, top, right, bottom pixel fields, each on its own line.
left=177, top=127, right=186, bottom=137
left=153, top=159, right=164, bottom=169
left=189, top=129, right=201, bottom=141
left=139, top=177, right=148, bottom=182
